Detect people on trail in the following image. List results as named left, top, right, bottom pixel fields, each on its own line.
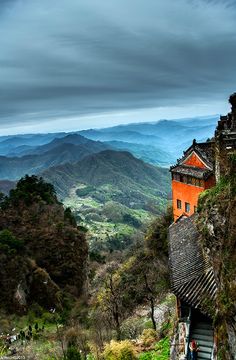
left=189, top=339, right=199, bottom=360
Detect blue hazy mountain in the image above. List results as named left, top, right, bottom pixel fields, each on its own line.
left=0, top=115, right=218, bottom=177
left=0, top=134, right=110, bottom=180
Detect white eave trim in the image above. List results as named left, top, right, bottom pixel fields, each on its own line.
left=180, top=150, right=212, bottom=170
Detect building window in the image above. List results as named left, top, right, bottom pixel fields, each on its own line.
left=187, top=176, right=193, bottom=184
left=173, top=173, right=181, bottom=181
left=177, top=199, right=182, bottom=209
left=185, top=202, right=190, bottom=213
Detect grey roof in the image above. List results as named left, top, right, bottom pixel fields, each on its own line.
left=171, top=164, right=213, bottom=180
left=181, top=142, right=214, bottom=171
left=168, top=215, right=217, bottom=317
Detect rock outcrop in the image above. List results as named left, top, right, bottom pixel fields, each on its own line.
left=197, top=155, right=236, bottom=359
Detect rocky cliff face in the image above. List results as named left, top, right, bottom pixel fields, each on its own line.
left=197, top=154, right=236, bottom=359
left=0, top=175, right=88, bottom=313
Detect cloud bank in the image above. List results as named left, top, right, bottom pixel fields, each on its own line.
left=0, top=0, right=236, bottom=133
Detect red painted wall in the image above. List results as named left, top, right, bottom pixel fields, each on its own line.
left=183, top=153, right=207, bottom=169
left=172, top=180, right=203, bottom=221
left=172, top=175, right=215, bottom=221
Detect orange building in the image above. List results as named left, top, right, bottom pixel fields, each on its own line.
left=170, top=139, right=215, bottom=221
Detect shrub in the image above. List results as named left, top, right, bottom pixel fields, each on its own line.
left=65, top=345, right=81, bottom=360
left=103, top=340, right=137, bottom=360
left=6, top=175, right=57, bottom=206
left=76, top=186, right=95, bottom=197
left=139, top=352, right=153, bottom=360
left=64, top=208, right=77, bottom=226
left=123, top=214, right=141, bottom=228
left=120, top=317, right=144, bottom=340
left=138, top=337, right=170, bottom=360
left=64, top=326, right=90, bottom=357
left=42, top=311, right=57, bottom=324
left=0, top=318, right=10, bottom=333
left=139, top=329, right=157, bottom=347
left=154, top=337, right=170, bottom=359
left=0, top=229, right=24, bottom=252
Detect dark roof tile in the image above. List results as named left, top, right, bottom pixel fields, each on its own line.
left=168, top=215, right=217, bottom=317
left=171, top=164, right=213, bottom=179
left=173, top=141, right=214, bottom=171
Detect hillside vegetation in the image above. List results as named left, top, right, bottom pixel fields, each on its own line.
left=42, top=150, right=171, bottom=251
left=0, top=175, right=88, bottom=313
left=197, top=153, right=236, bottom=358
left=0, top=187, right=175, bottom=359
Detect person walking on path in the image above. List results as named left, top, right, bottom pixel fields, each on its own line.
left=189, top=339, right=199, bottom=360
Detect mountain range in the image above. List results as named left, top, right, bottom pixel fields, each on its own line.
left=79, top=116, right=217, bottom=161
left=0, top=134, right=109, bottom=180
left=0, top=116, right=218, bottom=180
left=41, top=149, right=171, bottom=249
left=0, top=115, right=217, bottom=250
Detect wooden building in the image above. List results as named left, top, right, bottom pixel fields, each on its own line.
left=170, top=140, right=215, bottom=221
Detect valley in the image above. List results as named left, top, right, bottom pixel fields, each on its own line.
left=0, top=116, right=216, bottom=252
left=0, top=111, right=234, bottom=360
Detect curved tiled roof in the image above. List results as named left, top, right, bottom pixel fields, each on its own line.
left=168, top=215, right=217, bottom=317
left=170, top=164, right=212, bottom=180
left=181, top=141, right=214, bottom=170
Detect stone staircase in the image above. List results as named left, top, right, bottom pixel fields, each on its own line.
left=189, top=321, right=214, bottom=359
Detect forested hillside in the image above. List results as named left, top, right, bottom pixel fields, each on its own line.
left=0, top=175, right=88, bottom=313
left=42, top=150, right=171, bottom=252
left=0, top=176, right=175, bottom=359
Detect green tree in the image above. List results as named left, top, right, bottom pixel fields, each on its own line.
left=6, top=175, right=57, bottom=206
left=0, top=229, right=24, bottom=251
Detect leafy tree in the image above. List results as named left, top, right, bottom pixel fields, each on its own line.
left=123, top=214, right=141, bottom=228
left=94, top=207, right=172, bottom=336
left=0, top=229, right=24, bottom=252
left=64, top=207, right=77, bottom=226
left=145, top=206, right=173, bottom=256
left=96, top=263, right=128, bottom=340
left=5, top=175, right=57, bottom=206
left=65, top=346, right=81, bottom=360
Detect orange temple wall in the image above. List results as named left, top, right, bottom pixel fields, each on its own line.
left=172, top=176, right=215, bottom=221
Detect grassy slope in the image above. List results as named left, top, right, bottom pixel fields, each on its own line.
left=43, top=150, right=171, bottom=248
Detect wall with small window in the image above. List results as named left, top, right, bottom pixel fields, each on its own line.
left=171, top=177, right=208, bottom=221
left=185, top=202, right=190, bottom=213
left=177, top=199, right=182, bottom=209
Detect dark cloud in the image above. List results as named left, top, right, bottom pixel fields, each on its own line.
left=0, top=0, right=236, bottom=133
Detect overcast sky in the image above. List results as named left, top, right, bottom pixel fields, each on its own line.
left=0, top=0, right=236, bottom=135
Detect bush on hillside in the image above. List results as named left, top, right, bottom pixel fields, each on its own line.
left=123, top=214, right=141, bottom=228
left=65, top=346, right=82, bottom=360
left=140, top=329, right=158, bottom=347
left=145, top=206, right=173, bottom=256
left=76, top=186, right=95, bottom=197
left=103, top=340, right=137, bottom=360
left=2, top=175, right=57, bottom=207
left=0, top=229, right=24, bottom=252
